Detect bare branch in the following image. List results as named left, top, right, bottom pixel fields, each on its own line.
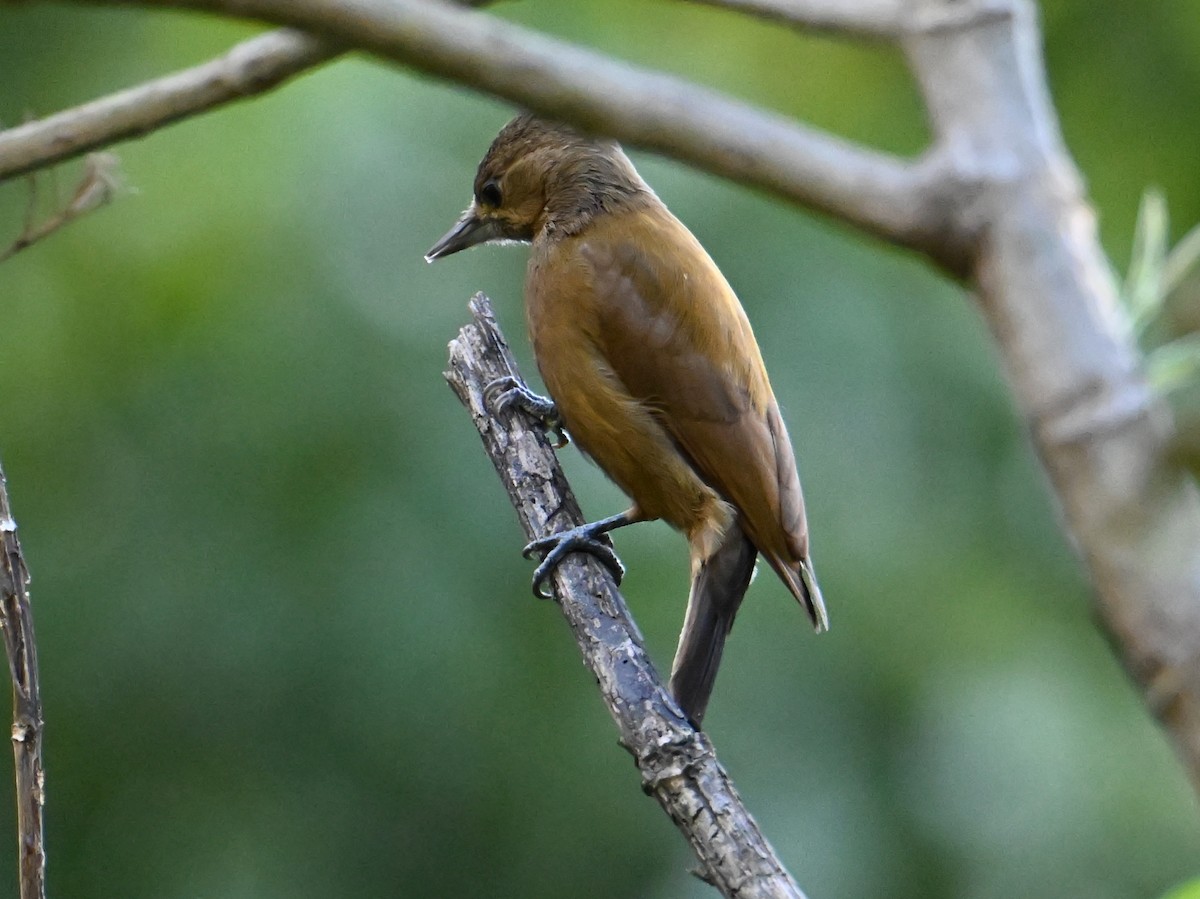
left=445, top=294, right=808, bottom=899
left=10, top=0, right=963, bottom=266
left=902, top=0, right=1200, bottom=789
left=0, top=28, right=339, bottom=182
left=0, top=463, right=46, bottom=899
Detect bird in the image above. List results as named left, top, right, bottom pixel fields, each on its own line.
left=427, top=114, right=827, bottom=727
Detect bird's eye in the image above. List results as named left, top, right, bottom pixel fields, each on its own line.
left=479, top=180, right=502, bottom=208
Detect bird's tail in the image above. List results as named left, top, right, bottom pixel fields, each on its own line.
left=669, top=526, right=758, bottom=728
left=766, top=553, right=829, bottom=634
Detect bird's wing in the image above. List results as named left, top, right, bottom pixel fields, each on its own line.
left=579, top=207, right=809, bottom=563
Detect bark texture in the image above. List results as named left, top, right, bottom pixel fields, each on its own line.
left=0, top=465, right=45, bottom=899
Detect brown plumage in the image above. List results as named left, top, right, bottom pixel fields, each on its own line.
left=428, top=115, right=826, bottom=726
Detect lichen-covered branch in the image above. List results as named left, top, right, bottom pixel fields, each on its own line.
left=445, top=294, right=807, bottom=899
left=0, top=463, right=46, bottom=899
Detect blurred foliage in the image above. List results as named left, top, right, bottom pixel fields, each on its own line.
left=1121, top=189, right=1200, bottom=475
left=1, top=2, right=1198, bottom=898
left=1164, top=880, right=1200, bottom=899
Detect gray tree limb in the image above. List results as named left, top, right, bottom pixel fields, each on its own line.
left=445, top=293, right=807, bottom=899
left=0, top=28, right=339, bottom=182
left=1, top=0, right=958, bottom=268
left=0, top=464, right=45, bottom=899
left=900, top=0, right=1200, bottom=792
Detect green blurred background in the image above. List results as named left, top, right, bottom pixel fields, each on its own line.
left=1, top=2, right=1198, bottom=897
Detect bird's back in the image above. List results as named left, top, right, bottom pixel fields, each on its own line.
left=526, top=197, right=811, bottom=569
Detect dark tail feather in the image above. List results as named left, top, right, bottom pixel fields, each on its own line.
left=669, top=527, right=758, bottom=728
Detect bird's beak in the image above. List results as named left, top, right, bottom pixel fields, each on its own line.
left=424, top=208, right=499, bottom=262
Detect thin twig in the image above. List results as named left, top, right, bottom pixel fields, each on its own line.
left=445, top=294, right=807, bottom=899
left=0, top=28, right=340, bottom=182
left=0, top=152, right=124, bottom=263
left=0, top=462, right=46, bottom=899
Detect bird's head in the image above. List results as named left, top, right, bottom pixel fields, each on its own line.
left=425, top=114, right=648, bottom=262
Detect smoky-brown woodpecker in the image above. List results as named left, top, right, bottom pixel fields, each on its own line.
left=427, top=114, right=827, bottom=727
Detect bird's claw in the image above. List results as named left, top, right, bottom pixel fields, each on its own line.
left=484, top=376, right=570, bottom=448
left=522, top=523, right=627, bottom=599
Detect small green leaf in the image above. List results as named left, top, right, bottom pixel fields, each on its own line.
left=1147, top=334, right=1200, bottom=395
left=1163, top=218, right=1200, bottom=298
left=1125, top=188, right=1169, bottom=334
left=1160, top=878, right=1200, bottom=899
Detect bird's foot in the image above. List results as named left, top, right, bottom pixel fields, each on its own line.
left=484, top=376, right=569, bottom=448
left=523, top=514, right=630, bottom=599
